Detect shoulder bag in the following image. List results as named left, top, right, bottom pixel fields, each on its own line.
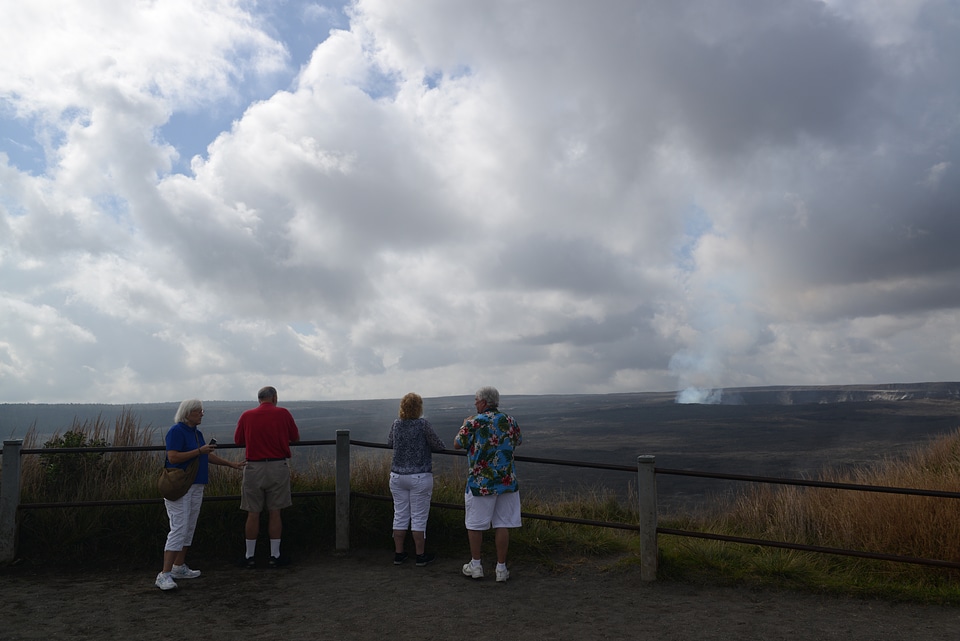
left=157, top=432, right=202, bottom=501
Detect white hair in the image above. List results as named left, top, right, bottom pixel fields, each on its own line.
left=475, top=386, right=500, bottom=408
left=174, top=398, right=203, bottom=423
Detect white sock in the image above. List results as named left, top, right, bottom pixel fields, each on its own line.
left=471, top=558, right=482, bottom=568
left=270, top=539, right=281, bottom=558
left=245, top=539, right=256, bottom=558
left=497, top=562, right=507, bottom=571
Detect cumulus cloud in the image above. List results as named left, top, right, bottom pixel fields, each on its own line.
left=1, top=0, right=959, bottom=403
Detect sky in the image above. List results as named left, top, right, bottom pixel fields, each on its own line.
left=1, top=0, right=959, bottom=405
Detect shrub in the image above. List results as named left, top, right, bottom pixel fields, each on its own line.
left=39, top=429, right=109, bottom=490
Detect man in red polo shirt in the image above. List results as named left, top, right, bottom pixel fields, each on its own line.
left=234, top=386, right=301, bottom=567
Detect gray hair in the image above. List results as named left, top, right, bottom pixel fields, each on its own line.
left=475, top=386, right=500, bottom=408
left=258, top=386, right=278, bottom=402
left=175, top=398, right=203, bottom=424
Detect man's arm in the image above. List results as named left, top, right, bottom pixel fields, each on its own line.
left=453, top=420, right=471, bottom=450
left=233, top=417, right=246, bottom=446
left=287, top=413, right=300, bottom=443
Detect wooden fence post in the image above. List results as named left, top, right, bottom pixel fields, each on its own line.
left=637, top=454, right=658, bottom=581
left=335, top=430, right=350, bottom=551
left=1, top=440, right=23, bottom=564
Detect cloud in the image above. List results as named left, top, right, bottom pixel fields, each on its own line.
left=1, top=0, right=959, bottom=403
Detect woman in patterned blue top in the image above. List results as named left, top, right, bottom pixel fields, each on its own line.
left=387, top=392, right=446, bottom=566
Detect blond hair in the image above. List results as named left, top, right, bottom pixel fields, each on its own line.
left=398, top=393, right=423, bottom=420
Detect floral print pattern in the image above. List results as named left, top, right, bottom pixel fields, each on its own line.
left=455, top=411, right=522, bottom=496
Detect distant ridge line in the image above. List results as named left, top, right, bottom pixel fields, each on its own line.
left=705, top=382, right=960, bottom=405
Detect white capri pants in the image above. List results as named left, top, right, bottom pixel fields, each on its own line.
left=163, top=483, right=205, bottom=551
left=389, top=472, right=434, bottom=532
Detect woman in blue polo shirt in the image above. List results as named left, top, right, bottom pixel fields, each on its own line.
left=155, top=398, right=244, bottom=591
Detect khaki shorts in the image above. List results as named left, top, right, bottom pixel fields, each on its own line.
left=240, top=460, right=293, bottom=512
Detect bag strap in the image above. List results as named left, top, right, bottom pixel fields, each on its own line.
left=178, top=429, right=202, bottom=476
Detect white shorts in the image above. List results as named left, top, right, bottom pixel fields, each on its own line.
left=464, top=491, right=522, bottom=530
left=163, top=483, right=205, bottom=551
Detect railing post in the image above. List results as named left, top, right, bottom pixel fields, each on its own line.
left=1, top=440, right=23, bottom=564
left=637, top=454, right=658, bottom=581
left=335, top=430, right=350, bottom=551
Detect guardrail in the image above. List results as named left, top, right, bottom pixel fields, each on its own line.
left=4, top=432, right=960, bottom=579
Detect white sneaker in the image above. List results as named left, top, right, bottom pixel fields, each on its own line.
left=170, top=564, right=201, bottom=579
left=155, top=572, right=178, bottom=590
left=462, top=562, right=484, bottom=579
left=496, top=566, right=510, bottom=582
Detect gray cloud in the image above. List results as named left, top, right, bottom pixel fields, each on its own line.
left=1, top=0, right=959, bottom=403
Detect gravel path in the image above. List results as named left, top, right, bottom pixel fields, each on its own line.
left=2, top=550, right=958, bottom=640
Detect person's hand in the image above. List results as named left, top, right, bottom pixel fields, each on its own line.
left=233, top=461, right=247, bottom=470
left=199, top=443, right=217, bottom=454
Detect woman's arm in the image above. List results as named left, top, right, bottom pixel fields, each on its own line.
left=209, top=453, right=245, bottom=470
left=166, top=442, right=217, bottom=464
left=422, top=421, right=447, bottom=451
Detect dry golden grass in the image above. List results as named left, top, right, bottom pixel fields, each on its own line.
left=19, top=410, right=162, bottom=502
left=722, top=428, right=960, bottom=562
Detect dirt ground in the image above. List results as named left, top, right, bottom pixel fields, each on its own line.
left=1, top=549, right=958, bottom=641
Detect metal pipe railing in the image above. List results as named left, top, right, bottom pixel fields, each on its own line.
left=4, top=434, right=960, bottom=579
